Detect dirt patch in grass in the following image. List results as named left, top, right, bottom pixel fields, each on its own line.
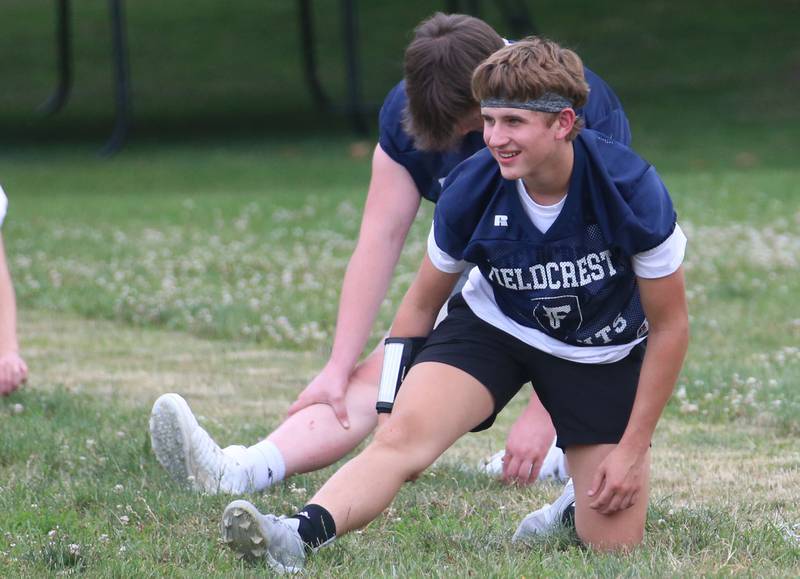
left=21, top=309, right=321, bottom=420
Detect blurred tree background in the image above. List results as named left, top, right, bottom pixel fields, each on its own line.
left=1, top=0, right=797, bottom=171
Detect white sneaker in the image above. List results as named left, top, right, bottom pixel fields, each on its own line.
left=221, top=499, right=306, bottom=574
left=512, top=478, right=576, bottom=542
left=149, top=393, right=252, bottom=494
left=479, top=439, right=569, bottom=482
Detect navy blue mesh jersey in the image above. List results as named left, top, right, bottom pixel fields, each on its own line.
left=429, top=130, right=680, bottom=362
left=378, top=67, right=631, bottom=204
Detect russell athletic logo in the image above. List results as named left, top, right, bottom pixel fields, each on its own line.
left=494, top=215, right=509, bottom=227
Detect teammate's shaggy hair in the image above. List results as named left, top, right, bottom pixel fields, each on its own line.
left=403, top=13, right=504, bottom=151
left=472, top=37, right=589, bottom=141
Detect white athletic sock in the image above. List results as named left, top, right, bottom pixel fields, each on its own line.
left=241, top=439, right=286, bottom=491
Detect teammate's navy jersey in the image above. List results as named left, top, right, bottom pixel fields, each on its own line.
left=378, top=67, right=630, bottom=204
left=430, top=130, right=677, bottom=354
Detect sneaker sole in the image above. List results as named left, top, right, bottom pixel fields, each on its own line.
left=221, top=500, right=301, bottom=574
left=149, top=393, right=197, bottom=489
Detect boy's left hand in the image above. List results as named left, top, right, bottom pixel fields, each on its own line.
left=587, top=444, right=647, bottom=515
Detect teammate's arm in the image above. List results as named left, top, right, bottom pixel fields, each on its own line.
left=287, top=145, right=422, bottom=427
left=0, top=234, right=27, bottom=396
left=588, top=267, right=688, bottom=514
left=389, top=254, right=461, bottom=337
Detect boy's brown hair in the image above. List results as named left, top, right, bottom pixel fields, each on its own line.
left=403, top=13, right=504, bottom=151
left=472, top=37, right=589, bottom=140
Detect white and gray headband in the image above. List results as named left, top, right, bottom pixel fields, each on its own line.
left=480, top=93, right=573, bottom=113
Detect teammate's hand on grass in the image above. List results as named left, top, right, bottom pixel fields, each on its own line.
left=287, top=364, right=351, bottom=429
left=501, top=401, right=556, bottom=485
left=587, top=444, right=647, bottom=515
left=0, top=351, right=27, bottom=396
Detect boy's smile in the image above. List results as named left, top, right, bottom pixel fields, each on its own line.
left=481, top=107, right=575, bottom=202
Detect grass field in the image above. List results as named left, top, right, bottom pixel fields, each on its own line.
left=1, top=0, right=799, bottom=576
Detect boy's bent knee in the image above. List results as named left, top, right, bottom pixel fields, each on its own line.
left=369, top=418, right=434, bottom=479
left=576, top=515, right=644, bottom=552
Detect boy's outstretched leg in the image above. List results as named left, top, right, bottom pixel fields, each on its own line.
left=220, top=362, right=494, bottom=571
left=221, top=500, right=307, bottom=574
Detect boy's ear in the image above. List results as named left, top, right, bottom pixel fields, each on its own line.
left=554, top=108, right=576, bottom=139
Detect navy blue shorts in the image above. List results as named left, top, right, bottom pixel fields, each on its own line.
left=413, top=294, right=646, bottom=450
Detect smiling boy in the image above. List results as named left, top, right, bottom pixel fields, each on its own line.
left=216, top=37, right=688, bottom=571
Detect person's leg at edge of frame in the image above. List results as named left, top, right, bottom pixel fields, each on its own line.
left=266, top=345, right=383, bottom=477
left=566, top=444, right=651, bottom=551
left=304, top=361, right=494, bottom=536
